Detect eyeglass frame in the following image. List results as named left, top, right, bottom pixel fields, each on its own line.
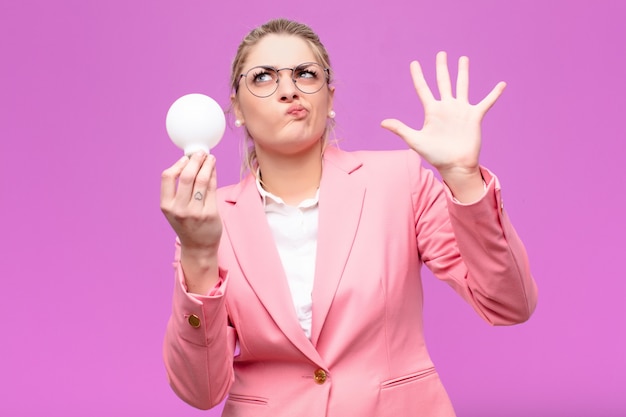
left=236, top=62, right=331, bottom=98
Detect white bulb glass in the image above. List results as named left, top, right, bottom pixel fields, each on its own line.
left=165, top=93, right=226, bottom=155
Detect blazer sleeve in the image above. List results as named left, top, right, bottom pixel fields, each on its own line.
left=408, top=151, right=538, bottom=325
left=162, top=239, right=236, bottom=410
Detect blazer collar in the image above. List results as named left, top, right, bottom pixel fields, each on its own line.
left=221, top=147, right=365, bottom=360
left=310, top=147, right=365, bottom=345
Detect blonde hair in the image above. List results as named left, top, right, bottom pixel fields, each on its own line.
left=229, top=18, right=335, bottom=175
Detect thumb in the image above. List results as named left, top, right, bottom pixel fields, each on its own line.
left=380, top=118, right=414, bottom=139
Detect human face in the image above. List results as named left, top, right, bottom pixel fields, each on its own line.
left=232, top=34, right=334, bottom=158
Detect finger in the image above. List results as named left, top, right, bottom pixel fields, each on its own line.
left=192, top=155, right=216, bottom=206
left=456, top=56, right=469, bottom=102
left=202, top=155, right=219, bottom=212
left=177, top=152, right=208, bottom=202
left=409, top=60, right=435, bottom=107
left=381, top=119, right=426, bottom=156
left=436, top=51, right=453, bottom=99
left=476, top=81, right=506, bottom=115
left=160, top=155, right=190, bottom=204
left=206, top=155, right=218, bottom=195
left=381, top=118, right=419, bottom=141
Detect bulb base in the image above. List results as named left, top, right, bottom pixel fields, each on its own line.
left=183, top=143, right=211, bottom=156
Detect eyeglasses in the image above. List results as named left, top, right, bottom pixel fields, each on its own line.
left=238, top=62, right=330, bottom=98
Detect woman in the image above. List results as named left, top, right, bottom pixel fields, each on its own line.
left=160, top=18, right=537, bottom=417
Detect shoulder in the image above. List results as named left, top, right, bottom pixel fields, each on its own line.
left=215, top=174, right=256, bottom=205
left=324, top=146, right=421, bottom=171
left=324, top=146, right=424, bottom=183
left=355, top=148, right=421, bottom=169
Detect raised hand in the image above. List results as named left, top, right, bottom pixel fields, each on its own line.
left=381, top=51, right=506, bottom=202
left=160, top=152, right=222, bottom=292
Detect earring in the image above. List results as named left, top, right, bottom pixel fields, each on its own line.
left=235, top=119, right=243, bottom=127
left=328, top=110, right=336, bottom=119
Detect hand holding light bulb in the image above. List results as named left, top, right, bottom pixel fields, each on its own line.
left=161, top=93, right=224, bottom=295
left=166, top=93, right=225, bottom=155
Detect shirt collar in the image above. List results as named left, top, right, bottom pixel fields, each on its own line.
left=255, top=169, right=320, bottom=209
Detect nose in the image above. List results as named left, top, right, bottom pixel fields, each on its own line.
left=275, top=69, right=299, bottom=101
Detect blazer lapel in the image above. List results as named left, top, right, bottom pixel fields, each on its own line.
left=221, top=176, right=324, bottom=364
left=310, top=148, right=365, bottom=345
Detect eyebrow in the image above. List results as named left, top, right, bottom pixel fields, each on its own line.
left=244, top=62, right=319, bottom=71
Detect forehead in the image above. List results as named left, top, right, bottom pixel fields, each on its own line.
left=244, top=34, right=318, bottom=69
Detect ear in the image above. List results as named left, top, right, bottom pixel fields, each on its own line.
left=327, top=85, right=335, bottom=110
left=231, top=93, right=245, bottom=123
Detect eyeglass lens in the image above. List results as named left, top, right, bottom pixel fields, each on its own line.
left=243, top=63, right=327, bottom=97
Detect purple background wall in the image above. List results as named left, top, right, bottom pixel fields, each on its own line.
left=1, top=1, right=624, bottom=416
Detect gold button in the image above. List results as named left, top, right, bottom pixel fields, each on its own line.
left=314, top=369, right=327, bottom=384
left=188, top=314, right=201, bottom=328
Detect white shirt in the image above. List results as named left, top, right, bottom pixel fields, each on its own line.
left=256, top=178, right=319, bottom=339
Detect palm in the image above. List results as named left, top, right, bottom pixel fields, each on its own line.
left=382, top=52, right=505, bottom=177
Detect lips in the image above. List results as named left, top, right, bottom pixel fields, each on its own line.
left=286, top=104, right=307, bottom=117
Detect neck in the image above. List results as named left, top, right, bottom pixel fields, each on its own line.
left=256, top=141, right=323, bottom=206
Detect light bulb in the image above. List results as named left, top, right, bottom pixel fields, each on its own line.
left=165, top=93, right=226, bottom=155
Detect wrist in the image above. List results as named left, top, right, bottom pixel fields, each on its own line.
left=180, top=244, right=220, bottom=292
left=440, top=168, right=485, bottom=203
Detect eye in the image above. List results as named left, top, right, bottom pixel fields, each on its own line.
left=295, top=65, right=320, bottom=80
left=250, top=67, right=276, bottom=84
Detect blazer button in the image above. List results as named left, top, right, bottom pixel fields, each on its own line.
left=314, top=369, right=327, bottom=384
left=188, top=314, right=201, bottom=328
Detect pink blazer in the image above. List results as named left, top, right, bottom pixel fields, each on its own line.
left=163, top=147, right=538, bottom=417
